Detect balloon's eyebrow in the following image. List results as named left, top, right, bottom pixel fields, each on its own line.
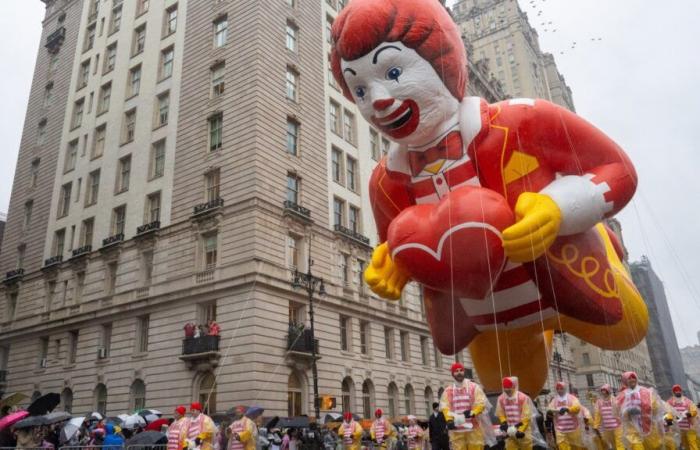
left=343, top=68, right=357, bottom=76
left=373, top=45, right=401, bottom=64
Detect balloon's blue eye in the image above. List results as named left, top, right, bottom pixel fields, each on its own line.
left=355, top=86, right=366, bottom=99
left=386, top=67, right=402, bottom=81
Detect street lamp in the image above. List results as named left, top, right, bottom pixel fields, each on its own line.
left=291, top=237, right=326, bottom=420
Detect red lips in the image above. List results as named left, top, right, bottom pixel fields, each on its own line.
left=371, top=99, right=420, bottom=140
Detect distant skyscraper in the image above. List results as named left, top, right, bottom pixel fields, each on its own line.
left=631, top=256, right=688, bottom=398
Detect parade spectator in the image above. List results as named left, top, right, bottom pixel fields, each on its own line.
left=208, top=320, right=221, bottom=336
left=185, top=322, right=196, bottom=338
left=102, top=423, right=124, bottom=450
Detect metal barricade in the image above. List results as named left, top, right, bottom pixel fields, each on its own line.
left=125, top=445, right=166, bottom=450
left=0, top=447, right=47, bottom=450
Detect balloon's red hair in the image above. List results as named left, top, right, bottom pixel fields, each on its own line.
left=330, top=0, right=468, bottom=102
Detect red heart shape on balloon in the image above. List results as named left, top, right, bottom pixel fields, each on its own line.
left=387, top=186, right=514, bottom=299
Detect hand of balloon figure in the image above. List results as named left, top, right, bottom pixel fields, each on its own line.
left=502, top=192, right=562, bottom=262
left=364, top=242, right=410, bottom=300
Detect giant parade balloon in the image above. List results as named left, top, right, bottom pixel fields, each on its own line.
left=330, top=0, right=648, bottom=396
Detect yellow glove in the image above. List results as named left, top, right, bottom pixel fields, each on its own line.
left=502, top=192, right=562, bottom=262
left=364, top=242, right=410, bottom=300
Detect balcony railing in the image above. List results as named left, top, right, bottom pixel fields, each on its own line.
left=71, top=245, right=92, bottom=258
left=182, top=335, right=220, bottom=355
left=45, top=27, right=66, bottom=53
left=102, top=233, right=124, bottom=248
left=283, top=200, right=311, bottom=221
left=333, top=224, right=370, bottom=246
left=136, top=220, right=160, bottom=235
left=44, top=255, right=63, bottom=267
left=193, top=197, right=224, bottom=216
left=287, top=328, right=319, bottom=354
left=5, top=268, right=24, bottom=281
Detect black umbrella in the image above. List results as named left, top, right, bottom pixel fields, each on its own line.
left=13, top=416, right=48, bottom=429
left=265, top=416, right=280, bottom=430
left=27, top=393, right=61, bottom=416
left=125, top=431, right=167, bottom=446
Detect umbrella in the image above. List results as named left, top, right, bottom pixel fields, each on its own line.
left=60, top=417, right=85, bottom=444
left=245, top=406, right=265, bottom=419
left=43, top=411, right=72, bottom=424
left=145, top=418, right=170, bottom=431
left=125, top=430, right=167, bottom=446
left=0, top=393, right=28, bottom=408
left=264, top=416, right=280, bottom=430
left=138, top=409, right=163, bottom=423
left=277, top=417, right=310, bottom=428
left=117, top=414, right=130, bottom=423
left=106, top=416, right=124, bottom=425
left=14, top=415, right=48, bottom=429
left=27, top=392, right=60, bottom=416
left=323, top=413, right=342, bottom=424
left=0, top=410, right=29, bottom=431
left=86, top=412, right=104, bottom=421
left=122, top=414, right=147, bottom=430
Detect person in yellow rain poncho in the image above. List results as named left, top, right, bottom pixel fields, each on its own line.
left=227, top=406, right=257, bottom=450
left=186, top=402, right=217, bottom=450
left=667, top=384, right=698, bottom=450
left=615, top=371, right=666, bottom=450
left=593, top=385, right=624, bottom=450
left=406, top=416, right=425, bottom=450
left=370, top=409, right=396, bottom=449
left=168, top=406, right=190, bottom=450
left=547, top=382, right=584, bottom=450
left=338, top=412, right=363, bottom=450
left=577, top=401, right=597, bottom=450
left=439, top=363, right=495, bottom=450
left=495, top=376, right=545, bottom=450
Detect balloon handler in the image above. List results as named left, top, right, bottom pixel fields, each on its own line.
left=496, top=377, right=545, bottom=450
left=667, top=385, right=698, bottom=450
left=370, top=408, right=396, bottom=449
left=338, top=412, right=364, bottom=450
left=330, top=0, right=648, bottom=396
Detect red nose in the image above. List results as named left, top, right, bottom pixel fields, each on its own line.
left=373, top=98, right=394, bottom=111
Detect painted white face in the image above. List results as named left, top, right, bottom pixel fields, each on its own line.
left=340, top=42, right=459, bottom=147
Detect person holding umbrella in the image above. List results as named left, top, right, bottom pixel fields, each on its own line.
left=226, top=406, right=256, bottom=450
left=168, top=406, right=190, bottom=450
left=187, top=402, right=216, bottom=450
left=338, top=412, right=363, bottom=450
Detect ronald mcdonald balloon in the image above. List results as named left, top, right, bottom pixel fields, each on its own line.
left=330, top=0, right=649, bottom=395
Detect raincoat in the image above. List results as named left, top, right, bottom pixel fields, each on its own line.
left=168, top=417, right=190, bottom=450
left=667, top=394, right=698, bottom=450
left=338, top=420, right=363, bottom=450
left=495, top=380, right=545, bottom=450
left=440, top=379, right=496, bottom=450
left=370, top=417, right=396, bottom=449
left=593, top=393, right=624, bottom=450
left=187, top=413, right=217, bottom=450
left=227, top=416, right=257, bottom=450
left=616, top=385, right=664, bottom=450
left=103, top=423, right=125, bottom=450
left=547, top=391, right=584, bottom=450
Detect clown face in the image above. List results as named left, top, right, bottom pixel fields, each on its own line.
left=340, top=42, right=460, bottom=147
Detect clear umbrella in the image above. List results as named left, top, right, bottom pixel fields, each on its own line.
left=122, top=414, right=147, bottom=430
left=60, top=417, right=85, bottom=444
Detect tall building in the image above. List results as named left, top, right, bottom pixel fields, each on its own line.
left=0, top=0, right=503, bottom=415
left=0, top=212, right=6, bottom=256
left=680, top=332, right=700, bottom=401
left=630, top=256, right=688, bottom=398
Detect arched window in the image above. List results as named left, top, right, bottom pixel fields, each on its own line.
left=31, top=391, right=42, bottom=402
left=61, top=388, right=73, bottom=413
left=423, top=386, right=434, bottom=417
left=288, top=371, right=305, bottom=416
left=438, top=387, right=445, bottom=402
left=362, top=380, right=375, bottom=419
left=404, top=384, right=415, bottom=415
left=387, top=382, right=399, bottom=418
left=130, top=379, right=146, bottom=411
left=198, top=372, right=217, bottom=414
left=93, top=384, right=107, bottom=415
left=341, top=377, right=355, bottom=413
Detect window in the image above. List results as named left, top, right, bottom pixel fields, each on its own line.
left=112, top=205, right=126, bottom=235
left=286, top=173, right=300, bottom=204
left=582, top=352, right=591, bottom=365
left=100, top=323, right=112, bottom=358
left=136, top=0, right=149, bottom=16
left=146, top=191, right=161, bottom=223
left=400, top=331, right=410, bottom=362
left=382, top=137, right=390, bottom=156
left=85, top=169, right=100, bottom=206
left=151, top=140, right=166, bottom=179
left=155, top=91, right=169, bottom=127
left=74, top=271, right=85, bottom=302
left=98, top=82, right=111, bottom=114
left=384, top=327, right=394, bottom=359
left=333, top=197, right=344, bottom=227
left=328, top=54, right=338, bottom=89
left=67, top=331, right=78, bottom=365
left=53, top=229, right=66, bottom=257
left=16, top=245, right=25, bottom=268
left=286, top=67, right=298, bottom=101
left=133, top=25, right=146, bottom=56
left=214, top=16, right=228, bottom=47
left=211, top=63, right=225, bottom=97
left=49, top=53, right=59, bottom=73
left=58, top=183, right=72, bottom=217
left=37, top=120, right=47, bottom=145
left=362, top=380, right=374, bottom=418
left=39, top=337, right=49, bottom=367
left=160, top=46, right=174, bottom=79
left=341, top=253, right=350, bottom=284
left=203, top=232, right=218, bottom=269
left=23, top=200, right=33, bottom=230
left=286, top=119, right=299, bottom=155
left=346, top=156, right=357, bottom=191
left=287, top=234, right=303, bottom=270
left=6, top=293, right=17, bottom=321
left=105, top=262, right=117, bottom=294
left=205, top=169, right=220, bottom=202
left=420, top=336, right=430, bottom=365
left=104, top=43, right=117, bottom=73
left=434, top=345, right=442, bottom=368
left=388, top=383, right=399, bottom=418
left=136, top=316, right=149, bottom=353
left=326, top=16, right=333, bottom=43
left=357, top=260, right=365, bottom=294
left=331, top=148, right=342, bottom=183
left=360, top=321, right=369, bottom=355
left=206, top=114, right=223, bottom=151
left=128, top=65, right=141, bottom=97
left=109, top=4, right=122, bottom=33
left=287, top=372, right=303, bottom=417
left=64, top=140, right=78, bottom=172
left=79, top=60, right=90, bottom=89
left=116, top=155, right=131, bottom=193
left=404, top=384, right=415, bottom=415
left=44, top=82, right=54, bottom=106
left=341, top=377, right=354, bottom=413
left=30, top=159, right=40, bottom=188
left=94, top=384, right=108, bottom=414
left=80, top=218, right=94, bottom=247
left=72, top=99, right=84, bottom=128
left=349, top=206, right=359, bottom=233
left=343, top=110, right=356, bottom=144
left=92, top=125, right=105, bottom=159
left=329, top=100, right=341, bottom=134
left=586, top=374, right=595, bottom=387
left=286, top=22, right=297, bottom=52
left=370, top=128, right=380, bottom=160
left=84, top=24, right=96, bottom=51
left=164, top=4, right=177, bottom=36
left=123, top=109, right=137, bottom=143
left=339, top=316, right=350, bottom=351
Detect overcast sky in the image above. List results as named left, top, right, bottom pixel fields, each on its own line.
left=1, top=1, right=699, bottom=348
